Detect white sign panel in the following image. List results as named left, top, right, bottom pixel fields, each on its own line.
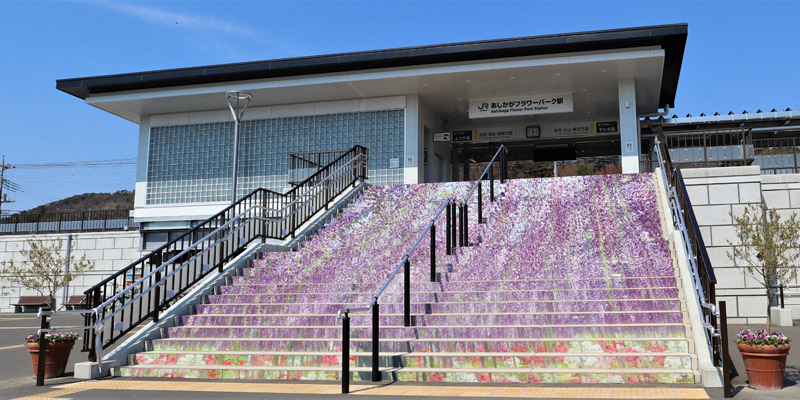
left=469, top=93, right=573, bottom=119
left=433, top=132, right=451, bottom=142
left=476, top=127, right=514, bottom=141
left=545, top=120, right=619, bottom=138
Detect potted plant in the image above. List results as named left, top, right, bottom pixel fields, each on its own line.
left=728, top=203, right=800, bottom=389
left=736, top=329, right=791, bottom=389
left=25, top=331, right=79, bottom=378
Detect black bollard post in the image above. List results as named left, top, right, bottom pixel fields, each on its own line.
left=445, top=203, right=452, bottom=255
left=372, top=303, right=380, bottom=382
left=430, top=223, right=436, bottom=282
left=342, top=313, right=350, bottom=394
left=464, top=202, right=469, bottom=246
left=36, top=307, right=50, bottom=386
left=478, top=180, right=483, bottom=224
left=720, top=301, right=732, bottom=398
left=404, top=258, right=411, bottom=327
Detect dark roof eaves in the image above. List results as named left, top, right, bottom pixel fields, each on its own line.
left=56, top=24, right=687, bottom=108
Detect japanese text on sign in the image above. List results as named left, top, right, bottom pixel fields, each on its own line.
left=469, top=93, right=573, bottom=118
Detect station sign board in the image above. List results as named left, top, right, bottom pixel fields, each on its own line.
left=469, top=93, right=573, bottom=119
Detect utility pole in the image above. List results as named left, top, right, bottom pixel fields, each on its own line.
left=0, top=155, right=16, bottom=215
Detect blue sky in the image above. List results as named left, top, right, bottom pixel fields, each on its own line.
left=0, top=0, right=798, bottom=212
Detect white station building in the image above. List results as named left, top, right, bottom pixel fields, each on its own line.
left=57, top=24, right=688, bottom=248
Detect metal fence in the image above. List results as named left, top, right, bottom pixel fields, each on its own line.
left=0, top=209, right=138, bottom=235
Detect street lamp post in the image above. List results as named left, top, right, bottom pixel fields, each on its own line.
left=226, top=91, right=253, bottom=204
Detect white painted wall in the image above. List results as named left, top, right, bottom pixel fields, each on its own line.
left=0, top=231, right=146, bottom=313
left=682, top=166, right=800, bottom=323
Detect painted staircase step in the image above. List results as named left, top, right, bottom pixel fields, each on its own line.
left=194, top=299, right=684, bottom=315
left=131, top=350, right=696, bottom=370
left=151, top=337, right=693, bottom=354
left=215, top=286, right=681, bottom=297
left=165, top=324, right=689, bottom=340
left=115, top=364, right=697, bottom=384
left=179, top=312, right=686, bottom=327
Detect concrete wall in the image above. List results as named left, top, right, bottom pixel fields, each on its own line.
left=682, top=166, right=800, bottom=323
left=0, top=231, right=145, bottom=313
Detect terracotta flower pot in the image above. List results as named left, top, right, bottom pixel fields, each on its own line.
left=26, top=341, right=75, bottom=379
left=737, top=343, right=790, bottom=390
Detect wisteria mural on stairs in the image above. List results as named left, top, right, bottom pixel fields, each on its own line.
left=117, top=174, right=699, bottom=384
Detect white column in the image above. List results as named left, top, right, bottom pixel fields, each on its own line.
left=618, top=79, right=640, bottom=174
left=134, top=115, right=150, bottom=209
left=404, top=95, right=421, bottom=184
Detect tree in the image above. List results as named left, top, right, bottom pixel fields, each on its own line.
left=727, top=203, right=800, bottom=328
left=0, top=237, right=94, bottom=309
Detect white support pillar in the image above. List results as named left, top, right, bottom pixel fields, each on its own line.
left=618, top=79, right=640, bottom=174
left=404, top=95, right=421, bottom=184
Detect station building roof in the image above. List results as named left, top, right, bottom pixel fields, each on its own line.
left=56, top=24, right=687, bottom=124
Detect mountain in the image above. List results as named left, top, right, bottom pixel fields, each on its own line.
left=20, top=190, right=134, bottom=215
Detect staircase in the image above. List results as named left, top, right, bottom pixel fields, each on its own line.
left=115, top=174, right=700, bottom=384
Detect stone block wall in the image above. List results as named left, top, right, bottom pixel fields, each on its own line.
left=682, top=166, right=800, bottom=323
left=0, top=231, right=145, bottom=313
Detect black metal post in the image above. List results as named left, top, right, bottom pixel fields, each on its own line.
left=780, top=285, right=785, bottom=308
left=36, top=307, right=50, bottom=386
left=489, top=164, right=495, bottom=202
left=478, top=180, right=483, bottom=224
left=501, top=148, right=507, bottom=183
left=342, top=313, right=350, bottom=394
left=372, top=303, right=380, bottom=382
left=445, top=204, right=452, bottom=256
left=463, top=202, right=469, bottom=246
left=430, top=223, right=436, bottom=282
left=450, top=202, right=457, bottom=251
left=404, top=258, right=411, bottom=327
left=458, top=204, right=465, bottom=247
left=720, top=301, right=732, bottom=398
left=218, top=241, right=225, bottom=274
left=153, top=271, right=161, bottom=323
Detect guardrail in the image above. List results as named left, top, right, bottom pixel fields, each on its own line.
left=0, top=209, right=137, bottom=235
left=32, top=146, right=368, bottom=386
left=335, top=145, right=507, bottom=394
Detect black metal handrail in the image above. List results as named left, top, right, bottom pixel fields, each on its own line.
left=653, top=129, right=722, bottom=367
left=335, top=145, right=507, bottom=394
left=0, top=209, right=138, bottom=235
left=61, top=145, right=367, bottom=363
left=288, top=149, right=351, bottom=185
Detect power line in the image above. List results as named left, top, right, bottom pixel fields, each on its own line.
left=14, top=158, right=137, bottom=168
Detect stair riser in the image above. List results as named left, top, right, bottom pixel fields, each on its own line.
left=221, top=281, right=680, bottom=294
left=116, top=367, right=694, bottom=384
left=233, top=275, right=679, bottom=289
left=166, top=325, right=687, bottom=340
left=132, top=353, right=693, bottom=370
left=179, top=313, right=684, bottom=327
left=241, top=263, right=676, bottom=283
left=209, top=288, right=681, bottom=302
left=193, top=300, right=682, bottom=315
left=151, top=338, right=691, bottom=353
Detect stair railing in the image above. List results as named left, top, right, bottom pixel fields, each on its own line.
left=33, top=145, right=368, bottom=383
left=653, top=132, right=722, bottom=366
left=335, top=145, right=507, bottom=394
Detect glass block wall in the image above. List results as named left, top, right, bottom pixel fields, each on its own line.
left=146, top=109, right=405, bottom=205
